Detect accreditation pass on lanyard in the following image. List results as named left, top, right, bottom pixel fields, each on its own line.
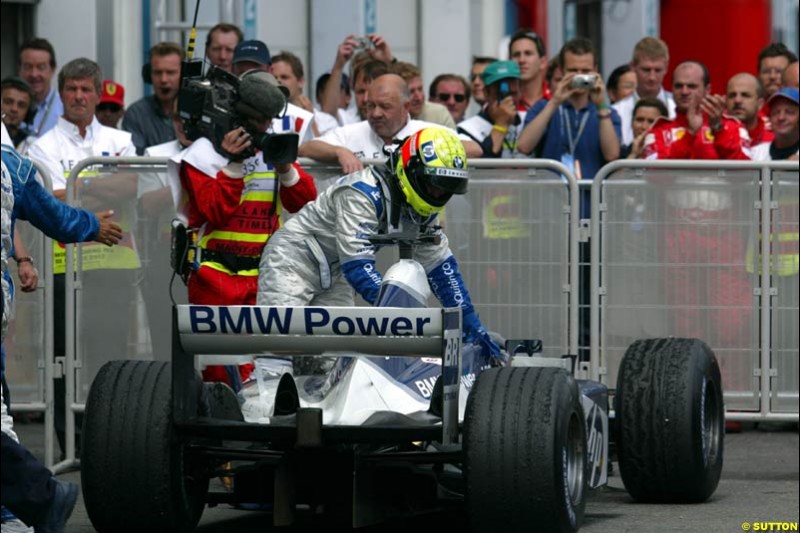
left=560, top=107, right=589, bottom=180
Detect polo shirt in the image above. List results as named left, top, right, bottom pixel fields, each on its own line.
left=525, top=99, right=621, bottom=216
left=122, top=95, right=175, bottom=155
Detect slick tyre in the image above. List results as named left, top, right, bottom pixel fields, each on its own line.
left=464, top=367, right=587, bottom=533
left=82, top=360, right=208, bottom=533
left=615, top=338, right=724, bottom=503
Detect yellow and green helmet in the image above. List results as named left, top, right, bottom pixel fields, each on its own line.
left=395, top=127, right=469, bottom=218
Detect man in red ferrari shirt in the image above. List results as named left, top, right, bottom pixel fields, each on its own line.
left=726, top=73, right=773, bottom=147
left=171, top=71, right=317, bottom=386
left=643, top=60, right=751, bottom=160
left=642, top=62, right=753, bottom=425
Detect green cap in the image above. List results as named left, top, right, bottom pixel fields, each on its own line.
left=481, top=60, right=521, bottom=86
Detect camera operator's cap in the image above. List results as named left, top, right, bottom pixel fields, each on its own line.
left=481, top=60, right=521, bottom=86
left=233, top=39, right=271, bottom=67
left=768, top=87, right=799, bottom=107
left=99, top=80, right=125, bottom=107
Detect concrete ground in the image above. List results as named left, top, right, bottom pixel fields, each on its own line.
left=8, top=420, right=799, bottom=532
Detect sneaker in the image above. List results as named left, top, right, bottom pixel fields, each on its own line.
left=1, top=518, right=35, bottom=533
left=34, top=479, right=78, bottom=533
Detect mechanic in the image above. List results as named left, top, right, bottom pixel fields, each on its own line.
left=257, top=127, right=502, bottom=372
left=2, top=129, right=122, bottom=533
left=171, top=70, right=317, bottom=388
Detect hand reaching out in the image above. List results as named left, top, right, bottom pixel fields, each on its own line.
left=94, top=210, right=123, bottom=247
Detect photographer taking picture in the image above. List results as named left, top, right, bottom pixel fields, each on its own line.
left=170, top=69, right=317, bottom=387
left=518, top=37, right=621, bottom=193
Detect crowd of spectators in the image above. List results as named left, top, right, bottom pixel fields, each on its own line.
left=0, top=22, right=798, bottom=532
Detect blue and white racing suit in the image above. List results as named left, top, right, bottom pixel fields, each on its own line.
left=1, top=144, right=100, bottom=376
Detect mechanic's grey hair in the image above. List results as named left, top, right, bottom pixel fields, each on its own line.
left=58, top=58, right=103, bottom=95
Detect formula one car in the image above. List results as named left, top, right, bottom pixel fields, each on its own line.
left=80, top=248, right=724, bottom=533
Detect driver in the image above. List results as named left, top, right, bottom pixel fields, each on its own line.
left=257, top=127, right=502, bottom=364
left=170, top=70, right=317, bottom=387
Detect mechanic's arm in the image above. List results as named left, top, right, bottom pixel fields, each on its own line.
left=16, top=174, right=107, bottom=244
left=275, top=162, right=317, bottom=213
left=299, top=139, right=364, bottom=174
left=334, top=190, right=383, bottom=304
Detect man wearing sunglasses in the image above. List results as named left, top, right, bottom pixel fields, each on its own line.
left=429, top=74, right=471, bottom=123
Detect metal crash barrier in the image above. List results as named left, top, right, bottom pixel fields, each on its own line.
left=590, top=160, right=799, bottom=422
left=7, top=153, right=795, bottom=472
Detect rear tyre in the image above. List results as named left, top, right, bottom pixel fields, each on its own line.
left=464, top=367, right=586, bottom=533
left=615, top=338, right=724, bottom=502
left=82, top=360, right=208, bottom=532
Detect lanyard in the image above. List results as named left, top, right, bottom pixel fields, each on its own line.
left=560, top=106, right=590, bottom=156
left=33, top=90, right=56, bottom=137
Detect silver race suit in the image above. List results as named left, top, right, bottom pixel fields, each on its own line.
left=257, top=166, right=451, bottom=307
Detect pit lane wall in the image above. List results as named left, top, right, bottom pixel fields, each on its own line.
left=3, top=157, right=797, bottom=470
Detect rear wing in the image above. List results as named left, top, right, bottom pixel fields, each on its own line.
left=173, top=305, right=463, bottom=444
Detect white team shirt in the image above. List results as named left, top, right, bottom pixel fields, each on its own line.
left=28, top=116, right=135, bottom=190
left=316, top=117, right=467, bottom=160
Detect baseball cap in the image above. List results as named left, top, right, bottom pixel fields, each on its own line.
left=768, top=87, right=799, bottom=107
left=233, top=40, right=271, bottom=66
left=99, top=80, right=125, bottom=107
left=481, top=60, right=521, bottom=86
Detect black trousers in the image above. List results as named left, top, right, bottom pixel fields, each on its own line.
left=0, top=432, right=55, bottom=526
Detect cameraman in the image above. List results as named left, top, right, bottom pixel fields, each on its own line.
left=171, top=70, right=316, bottom=387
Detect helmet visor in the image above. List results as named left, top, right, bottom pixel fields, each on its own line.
left=423, top=166, right=468, bottom=195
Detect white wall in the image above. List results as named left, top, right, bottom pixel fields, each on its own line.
left=421, top=0, right=472, bottom=87
left=36, top=0, right=97, bottom=69
left=113, top=0, right=143, bottom=104
left=600, top=0, right=659, bottom=78
left=29, top=0, right=515, bottom=106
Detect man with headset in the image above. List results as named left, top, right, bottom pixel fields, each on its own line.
left=122, top=42, right=184, bottom=154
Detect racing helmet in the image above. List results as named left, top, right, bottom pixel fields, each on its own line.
left=395, top=127, right=469, bottom=218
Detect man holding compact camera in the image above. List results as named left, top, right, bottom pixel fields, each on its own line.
left=518, top=37, right=621, bottom=194
left=170, top=69, right=317, bottom=387
left=518, top=37, right=621, bottom=364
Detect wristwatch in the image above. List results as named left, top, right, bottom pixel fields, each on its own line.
left=14, top=256, right=34, bottom=266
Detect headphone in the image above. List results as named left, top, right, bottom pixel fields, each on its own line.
left=141, top=63, right=152, bottom=85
